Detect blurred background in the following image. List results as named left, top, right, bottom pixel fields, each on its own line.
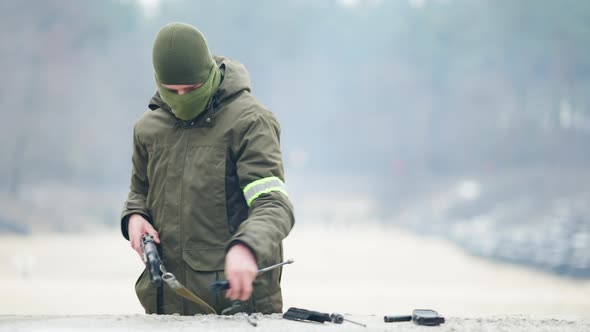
left=0, top=0, right=589, bottom=317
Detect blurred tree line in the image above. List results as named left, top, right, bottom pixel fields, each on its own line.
left=1, top=0, right=589, bottom=196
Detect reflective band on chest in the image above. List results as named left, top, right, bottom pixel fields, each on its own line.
left=243, top=176, right=287, bottom=206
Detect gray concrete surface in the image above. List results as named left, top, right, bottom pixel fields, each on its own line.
left=1, top=314, right=589, bottom=332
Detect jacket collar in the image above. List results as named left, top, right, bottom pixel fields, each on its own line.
left=148, top=64, right=226, bottom=129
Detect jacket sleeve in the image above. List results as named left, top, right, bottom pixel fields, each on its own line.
left=228, top=110, right=295, bottom=264
left=120, top=124, right=152, bottom=240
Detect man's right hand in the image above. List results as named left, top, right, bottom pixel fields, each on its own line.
left=128, top=214, right=160, bottom=260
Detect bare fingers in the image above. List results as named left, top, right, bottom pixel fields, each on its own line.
left=225, top=275, right=238, bottom=300
left=225, top=272, right=255, bottom=301
left=239, top=275, right=253, bottom=301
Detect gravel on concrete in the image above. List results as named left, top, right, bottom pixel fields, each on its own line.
left=1, top=314, right=589, bottom=332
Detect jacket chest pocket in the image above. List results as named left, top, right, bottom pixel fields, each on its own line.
left=182, top=146, right=229, bottom=248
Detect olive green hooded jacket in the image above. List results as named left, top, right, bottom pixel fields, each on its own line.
left=120, top=56, right=294, bottom=315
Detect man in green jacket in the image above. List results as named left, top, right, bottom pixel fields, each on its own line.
left=120, top=22, right=294, bottom=315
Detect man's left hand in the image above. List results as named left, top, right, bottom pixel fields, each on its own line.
left=225, top=243, right=258, bottom=301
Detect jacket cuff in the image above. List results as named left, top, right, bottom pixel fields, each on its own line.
left=120, top=210, right=151, bottom=241
left=226, top=239, right=257, bottom=261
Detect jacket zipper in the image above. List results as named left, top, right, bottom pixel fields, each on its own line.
left=179, top=126, right=190, bottom=314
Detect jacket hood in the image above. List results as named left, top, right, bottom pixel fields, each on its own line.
left=148, top=56, right=252, bottom=111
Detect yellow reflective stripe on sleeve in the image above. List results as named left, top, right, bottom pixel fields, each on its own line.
left=243, top=176, right=287, bottom=207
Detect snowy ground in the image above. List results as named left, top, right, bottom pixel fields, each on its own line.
left=0, top=224, right=589, bottom=330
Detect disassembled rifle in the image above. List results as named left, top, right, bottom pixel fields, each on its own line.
left=141, top=234, right=294, bottom=316
left=141, top=234, right=442, bottom=328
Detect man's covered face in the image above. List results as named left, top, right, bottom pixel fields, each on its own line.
left=152, top=22, right=221, bottom=120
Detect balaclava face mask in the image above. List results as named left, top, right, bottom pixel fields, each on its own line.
left=152, top=22, right=221, bottom=121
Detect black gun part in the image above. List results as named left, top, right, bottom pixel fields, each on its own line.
left=384, top=315, right=413, bottom=322
left=283, top=308, right=366, bottom=327
left=283, top=307, right=332, bottom=323
left=412, top=309, right=445, bottom=326
left=141, top=234, right=162, bottom=287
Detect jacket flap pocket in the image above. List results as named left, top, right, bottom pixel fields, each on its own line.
left=182, top=248, right=225, bottom=272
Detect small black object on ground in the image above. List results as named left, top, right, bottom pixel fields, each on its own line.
left=385, top=309, right=445, bottom=326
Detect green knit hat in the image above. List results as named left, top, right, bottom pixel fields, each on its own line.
left=152, top=22, right=215, bottom=85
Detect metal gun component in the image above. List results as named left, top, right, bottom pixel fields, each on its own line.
left=283, top=307, right=332, bottom=323
left=256, top=259, right=294, bottom=275
left=330, top=313, right=367, bottom=327
left=384, top=315, right=412, bottom=322
left=141, top=234, right=162, bottom=287
left=247, top=315, right=258, bottom=327
left=141, top=234, right=217, bottom=314
left=221, top=301, right=243, bottom=315
left=158, top=264, right=217, bottom=314
left=283, top=307, right=366, bottom=327
left=209, top=259, right=295, bottom=293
